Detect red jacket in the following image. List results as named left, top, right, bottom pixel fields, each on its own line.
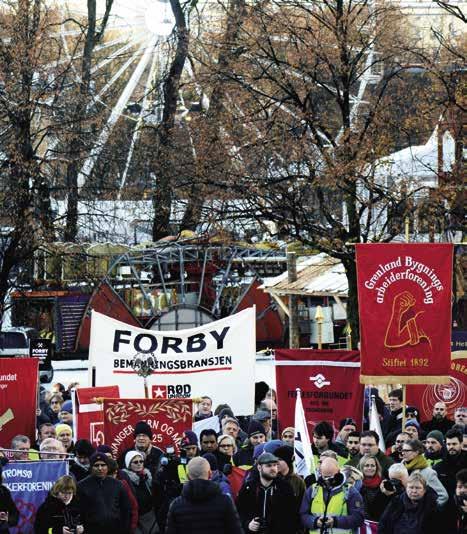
left=120, top=478, right=139, bottom=532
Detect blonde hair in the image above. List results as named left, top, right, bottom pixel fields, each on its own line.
left=407, top=472, right=427, bottom=488
left=358, top=454, right=382, bottom=478
left=51, top=475, right=76, bottom=497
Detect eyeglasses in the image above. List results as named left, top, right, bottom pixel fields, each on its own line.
left=131, top=460, right=144, bottom=464
left=401, top=449, right=414, bottom=453
left=219, top=444, right=233, bottom=448
left=395, top=440, right=407, bottom=443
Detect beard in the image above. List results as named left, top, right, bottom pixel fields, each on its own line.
left=261, top=471, right=277, bottom=482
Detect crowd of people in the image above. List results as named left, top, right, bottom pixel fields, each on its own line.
left=0, top=383, right=466, bottom=534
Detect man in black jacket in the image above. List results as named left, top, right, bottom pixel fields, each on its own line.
left=165, top=456, right=242, bottom=534
left=421, top=402, right=455, bottom=435
left=77, top=452, right=131, bottom=534
left=119, top=420, right=164, bottom=478
left=237, top=452, right=297, bottom=534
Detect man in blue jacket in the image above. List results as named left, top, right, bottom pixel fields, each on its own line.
left=300, top=457, right=364, bottom=532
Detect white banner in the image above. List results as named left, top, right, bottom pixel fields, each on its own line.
left=88, top=308, right=256, bottom=414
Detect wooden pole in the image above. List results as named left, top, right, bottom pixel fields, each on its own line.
left=287, top=251, right=300, bottom=348
left=401, top=215, right=410, bottom=429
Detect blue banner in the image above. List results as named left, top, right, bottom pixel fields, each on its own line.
left=2, top=461, right=68, bottom=533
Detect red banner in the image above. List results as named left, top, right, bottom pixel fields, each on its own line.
left=74, top=386, right=120, bottom=446
left=356, top=243, right=453, bottom=384
left=275, top=350, right=364, bottom=437
left=0, top=358, right=38, bottom=445
left=103, top=398, right=192, bottom=459
left=407, top=332, right=466, bottom=420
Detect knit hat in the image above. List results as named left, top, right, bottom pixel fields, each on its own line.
left=339, top=418, right=357, bottom=430
left=405, top=406, right=419, bottom=419
left=125, top=450, right=145, bottom=469
left=253, top=410, right=271, bottom=422
left=202, top=452, right=218, bottom=471
left=55, top=424, right=72, bottom=437
left=218, top=408, right=234, bottom=421
left=253, top=443, right=266, bottom=460
left=274, top=445, right=294, bottom=467
left=96, top=445, right=112, bottom=455
left=134, top=421, right=152, bottom=439
left=89, top=452, right=110, bottom=467
left=264, top=439, right=283, bottom=455
left=61, top=400, right=73, bottom=414
left=281, top=427, right=295, bottom=438
left=405, top=418, right=420, bottom=430
left=180, top=430, right=198, bottom=448
left=248, top=420, right=266, bottom=438
left=74, top=439, right=95, bottom=458
left=426, top=430, right=444, bottom=446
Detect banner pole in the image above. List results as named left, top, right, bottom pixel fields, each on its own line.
left=92, top=366, right=96, bottom=387
left=401, top=215, right=410, bottom=429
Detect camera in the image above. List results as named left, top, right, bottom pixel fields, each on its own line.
left=383, top=479, right=395, bottom=492
left=255, top=517, right=269, bottom=534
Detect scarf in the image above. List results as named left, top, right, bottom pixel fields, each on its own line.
left=123, top=468, right=152, bottom=488
left=404, top=454, right=429, bottom=472
left=363, top=474, right=382, bottom=489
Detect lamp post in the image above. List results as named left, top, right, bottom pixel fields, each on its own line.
left=315, top=305, right=324, bottom=349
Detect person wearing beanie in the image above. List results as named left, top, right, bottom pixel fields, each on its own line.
left=77, top=452, right=132, bottom=534
left=180, top=430, right=199, bottom=460
left=275, top=445, right=305, bottom=533
left=233, top=420, right=266, bottom=468
left=96, top=444, right=113, bottom=457
left=120, top=450, right=159, bottom=534
left=55, top=424, right=74, bottom=454
left=118, top=420, right=163, bottom=478
left=202, top=452, right=233, bottom=498
left=59, top=400, right=73, bottom=425
left=404, top=419, right=421, bottom=440
left=425, top=430, right=446, bottom=466
left=70, top=439, right=95, bottom=482
left=281, top=427, right=295, bottom=446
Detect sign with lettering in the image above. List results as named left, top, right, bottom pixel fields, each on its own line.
left=0, top=358, right=38, bottom=445
left=356, top=243, right=453, bottom=384
left=103, top=398, right=192, bottom=458
left=275, top=349, right=364, bottom=436
left=2, top=461, right=67, bottom=534
left=89, top=308, right=256, bottom=414
left=29, top=339, right=51, bottom=365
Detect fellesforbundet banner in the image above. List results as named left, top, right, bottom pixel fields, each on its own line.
left=356, top=243, right=453, bottom=384
left=275, top=349, right=364, bottom=437
left=89, top=307, right=256, bottom=414
left=0, top=358, right=38, bottom=446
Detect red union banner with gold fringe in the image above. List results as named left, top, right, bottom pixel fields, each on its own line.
left=103, top=398, right=192, bottom=459
left=356, top=243, right=453, bottom=384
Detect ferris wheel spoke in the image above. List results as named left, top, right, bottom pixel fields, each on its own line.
left=91, top=36, right=147, bottom=75
left=77, top=37, right=159, bottom=189
left=118, top=46, right=160, bottom=198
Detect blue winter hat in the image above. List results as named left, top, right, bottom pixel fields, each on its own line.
left=61, top=400, right=73, bottom=414
left=181, top=430, right=198, bottom=448
left=253, top=443, right=266, bottom=460
left=263, top=439, right=283, bottom=454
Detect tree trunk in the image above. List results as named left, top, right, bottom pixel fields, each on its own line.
left=343, top=256, right=359, bottom=349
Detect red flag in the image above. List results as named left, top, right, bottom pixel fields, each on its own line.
left=75, top=385, right=120, bottom=446
left=407, top=332, right=466, bottom=420
left=356, top=243, right=453, bottom=384
left=103, top=398, right=192, bottom=459
left=275, top=349, right=364, bottom=437
left=0, top=358, right=38, bottom=445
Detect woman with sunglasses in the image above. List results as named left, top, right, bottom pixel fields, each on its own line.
left=35, top=475, right=83, bottom=534
left=121, top=451, right=159, bottom=534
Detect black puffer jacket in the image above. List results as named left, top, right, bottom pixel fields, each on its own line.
left=34, top=494, right=81, bottom=534
left=166, top=478, right=243, bottom=534
left=76, top=475, right=131, bottom=534
left=0, top=485, right=19, bottom=533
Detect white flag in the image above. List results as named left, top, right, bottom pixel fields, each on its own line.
left=294, top=388, right=316, bottom=478
left=369, top=396, right=386, bottom=452
left=193, top=415, right=220, bottom=441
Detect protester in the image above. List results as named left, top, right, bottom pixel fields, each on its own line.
left=378, top=472, right=438, bottom=534
left=345, top=431, right=361, bottom=460
left=0, top=464, right=19, bottom=532
left=194, top=396, right=213, bottom=422
left=58, top=401, right=73, bottom=425
left=107, top=458, right=139, bottom=534
left=388, top=431, right=410, bottom=462
left=382, top=389, right=404, bottom=443
left=251, top=410, right=273, bottom=441
left=55, top=424, right=74, bottom=454
left=34, top=423, right=56, bottom=450
left=346, top=430, right=394, bottom=476
left=425, top=430, right=446, bottom=466
left=404, top=419, right=422, bottom=440
left=281, top=427, right=295, bottom=446
left=401, top=438, right=448, bottom=507
left=121, top=451, right=158, bottom=534
left=300, top=457, right=364, bottom=532
left=358, top=455, right=388, bottom=521
left=312, top=421, right=347, bottom=459
left=165, top=457, right=243, bottom=534
left=237, top=452, right=296, bottom=533
left=77, top=452, right=132, bottom=534
left=335, top=418, right=357, bottom=450
left=216, top=434, right=236, bottom=471
left=10, top=435, right=32, bottom=461
left=455, top=468, right=467, bottom=533
left=221, top=417, right=245, bottom=448
left=34, top=475, right=83, bottom=534
left=46, top=394, right=64, bottom=424
left=454, top=408, right=466, bottom=429
left=120, top=421, right=163, bottom=478
left=200, top=429, right=218, bottom=454
left=202, top=453, right=233, bottom=498
left=233, top=420, right=266, bottom=468
left=39, top=438, right=66, bottom=460
left=70, top=439, right=95, bottom=481
left=422, top=401, right=455, bottom=434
